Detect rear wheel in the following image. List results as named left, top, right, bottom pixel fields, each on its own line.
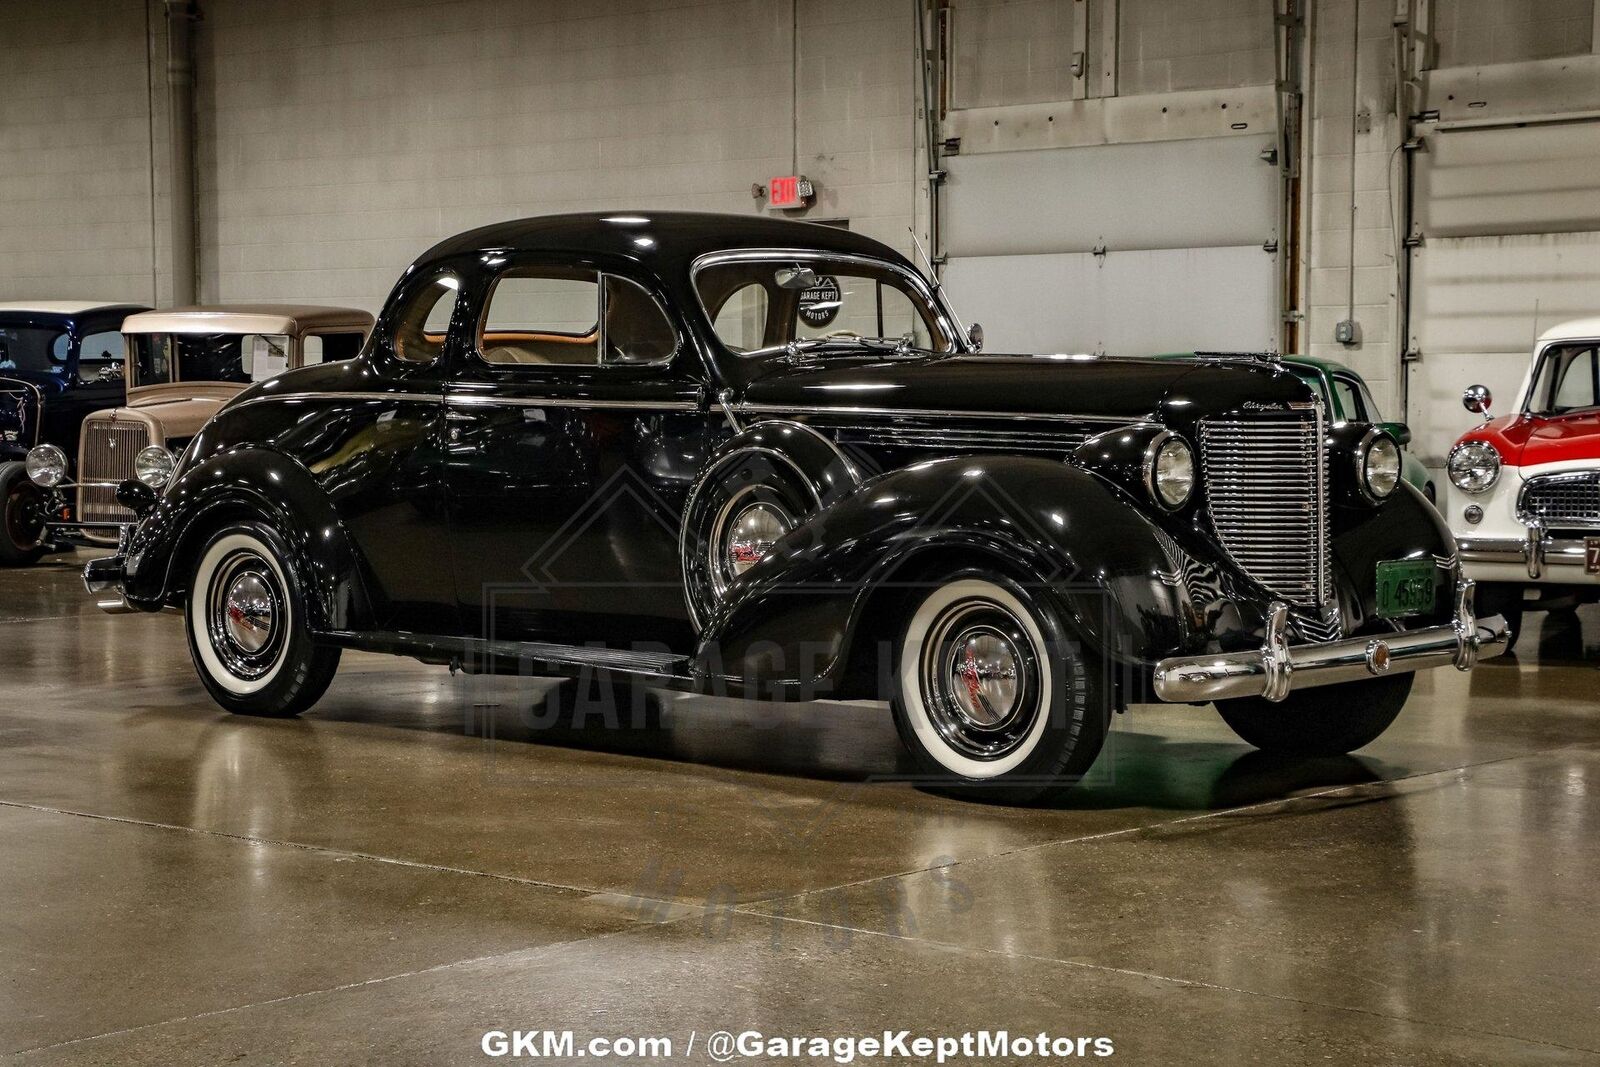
left=890, top=574, right=1109, bottom=804
left=0, top=461, right=48, bottom=565
left=1217, top=673, right=1414, bottom=756
left=185, top=523, right=340, bottom=716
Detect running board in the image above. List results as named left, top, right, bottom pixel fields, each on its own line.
left=320, top=630, right=689, bottom=679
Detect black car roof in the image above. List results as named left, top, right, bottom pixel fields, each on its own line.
left=0, top=304, right=149, bottom=331
left=416, top=211, right=910, bottom=273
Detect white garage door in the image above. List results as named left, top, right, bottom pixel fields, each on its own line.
left=941, top=135, right=1280, bottom=356
left=1406, top=119, right=1600, bottom=512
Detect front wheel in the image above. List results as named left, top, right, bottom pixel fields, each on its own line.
left=186, top=523, right=340, bottom=716
left=890, top=575, right=1110, bottom=805
left=0, top=461, right=48, bottom=565
left=1216, top=673, right=1414, bottom=756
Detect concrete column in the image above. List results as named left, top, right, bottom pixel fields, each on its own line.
left=164, top=0, right=199, bottom=307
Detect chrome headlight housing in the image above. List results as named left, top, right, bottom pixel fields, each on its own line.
left=1447, top=439, right=1501, bottom=494
left=134, top=445, right=176, bottom=489
left=1359, top=430, right=1402, bottom=501
left=1146, top=433, right=1195, bottom=510
left=24, top=443, right=68, bottom=488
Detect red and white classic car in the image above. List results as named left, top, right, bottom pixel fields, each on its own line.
left=1449, top=317, right=1600, bottom=645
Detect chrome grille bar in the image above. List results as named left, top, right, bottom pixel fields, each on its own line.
left=1519, top=471, right=1600, bottom=530
left=78, top=422, right=151, bottom=524
left=1199, top=409, right=1331, bottom=607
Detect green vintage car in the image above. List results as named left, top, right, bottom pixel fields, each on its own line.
left=1155, top=353, right=1434, bottom=502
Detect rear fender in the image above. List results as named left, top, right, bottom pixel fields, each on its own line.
left=121, top=445, right=374, bottom=632
left=692, top=456, right=1188, bottom=699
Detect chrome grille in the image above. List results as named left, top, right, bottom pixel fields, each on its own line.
left=1200, top=410, right=1330, bottom=607
left=78, top=421, right=152, bottom=524
left=1519, top=471, right=1600, bottom=530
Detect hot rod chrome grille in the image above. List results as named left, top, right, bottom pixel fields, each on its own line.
left=1199, top=410, right=1331, bottom=608
left=78, top=421, right=152, bottom=524
left=1519, top=471, right=1600, bottom=530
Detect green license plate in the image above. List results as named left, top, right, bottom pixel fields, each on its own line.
left=1376, top=559, right=1436, bottom=619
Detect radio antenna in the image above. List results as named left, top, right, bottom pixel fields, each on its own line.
left=908, top=227, right=942, bottom=292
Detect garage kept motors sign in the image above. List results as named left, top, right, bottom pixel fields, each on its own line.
left=797, top=275, right=842, bottom=329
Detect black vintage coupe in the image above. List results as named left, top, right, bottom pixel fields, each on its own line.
left=85, top=213, right=1507, bottom=801
left=1, top=301, right=150, bottom=563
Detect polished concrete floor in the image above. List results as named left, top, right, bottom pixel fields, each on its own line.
left=2, top=551, right=1599, bottom=1064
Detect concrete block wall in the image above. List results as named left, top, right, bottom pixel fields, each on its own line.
left=948, top=0, right=1079, bottom=109
left=195, top=0, right=918, bottom=313
left=0, top=0, right=168, bottom=305
left=1304, top=0, right=1405, bottom=414
left=0, top=0, right=916, bottom=315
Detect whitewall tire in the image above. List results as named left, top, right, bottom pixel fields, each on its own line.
left=185, top=523, right=340, bottom=716
left=890, top=574, right=1109, bottom=803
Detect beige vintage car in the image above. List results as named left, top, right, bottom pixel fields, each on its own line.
left=30, top=304, right=372, bottom=542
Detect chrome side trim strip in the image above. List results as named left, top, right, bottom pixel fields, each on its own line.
left=738, top=402, right=1137, bottom=425
left=227, top=390, right=442, bottom=410
left=446, top=394, right=701, bottom=412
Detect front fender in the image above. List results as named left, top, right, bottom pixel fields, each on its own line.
left=121, top=445, right=375, bottom=632
left=692, top=456, right=1189, bottom=699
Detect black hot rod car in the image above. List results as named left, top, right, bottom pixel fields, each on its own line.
left=84, top=213, right=1507, bottom=801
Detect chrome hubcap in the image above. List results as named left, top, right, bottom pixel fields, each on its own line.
left=224, top=573, right=275, bottom=654
left=725, top=502, right=789, bottom=577
left=206, top=550, right=286, bottom=681
left=919, top=599, right=1041, bottom=761
left=945, top=629, right=1022, bottom=728
left=708, top=488, right=792, bottom=600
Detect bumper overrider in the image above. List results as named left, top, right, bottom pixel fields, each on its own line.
left=1152, top=579, right=1509, bottom=704
left=81, top=526, right=142, bottom=615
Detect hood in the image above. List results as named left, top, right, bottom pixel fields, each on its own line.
left=738, top=352, right=1317, bottom=426
left=0, top=370, right=66, bottom=397
left=111, top=382, right=246, bottom=439
left=1464, top=410, right=1600, bottom=467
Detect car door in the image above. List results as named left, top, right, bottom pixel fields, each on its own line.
left=443, top=258, right=715, bottom=653
left=319, top=265, right=463, bottom=636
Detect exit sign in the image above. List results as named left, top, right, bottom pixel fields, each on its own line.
left=768, top=175, right=814, bottom=210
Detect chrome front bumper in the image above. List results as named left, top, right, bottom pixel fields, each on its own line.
left=1152, top=579, right=1509, bottom=704
left=1457, top=525, right=1595, bottom=581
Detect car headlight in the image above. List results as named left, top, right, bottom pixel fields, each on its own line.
left=1447, top=439, right=1501, bottom=494
left=24, top=444, right=68, bottom=488
left=1360, top=432, right=1402, bottom=501
left=1146, top=433, right=1195, bottom=510
left=134, top=445, right=176, bottom=489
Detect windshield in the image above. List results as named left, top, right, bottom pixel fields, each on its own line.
left=0, top=325, right=70, bottom=377
left=1527, top=343, right=1599, bottom=415
left=130, top=332, right=291, bottom=387
left=695, top=256, right=955, bottom=356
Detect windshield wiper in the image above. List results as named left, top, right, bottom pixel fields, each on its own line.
left=771, top=335, right=925, bottom=362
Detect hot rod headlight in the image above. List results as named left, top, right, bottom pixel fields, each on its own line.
left=24, top=444, right=68, bottom=488
left=134, top=445, right=176, bottom=489
left=1447, top=440, right=1501, bottom=494
left=1146, top=433, right=1195, bottom=510
left=1360, top=432, right=1402, bottom=501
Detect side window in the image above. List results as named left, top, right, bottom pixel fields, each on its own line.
left=303, top=332, right=363, bottom=366
left=393, top=275, right=460, bottom=363
left=1331, top=376, right=1366, bottom=421
left=711, top=282, right=769, bottom=353
left=480, top=269, right=599, bottom=366
left=1552, top=346, right=1599, bottom=412
left=77, top=330, right=125, bottom=383
left=603, top=276, right=676, bottom=365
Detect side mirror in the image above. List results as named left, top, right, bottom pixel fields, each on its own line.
left=1383, top=422, right=1412, bottom=446
left=1462, top=384, right=1492, bottom=418
left=966, top=322, right=984, bottom=352
left=114, top=479, right=158, bottom=517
